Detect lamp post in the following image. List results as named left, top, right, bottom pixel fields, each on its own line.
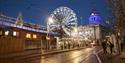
left=73, top=27, right=78, bottom=48
left=92, top=25, right=96, bottom=45
left=47, top=17, right=54, bottom=50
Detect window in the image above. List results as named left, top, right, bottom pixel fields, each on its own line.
left=33, top=34, right=37, bottom=39
left=93, top=17, right=95, bottom=21
left=5, top=31, right=9, bottom=36
left=13, top=31, right=19, bottom=36
left=13, top=31, right=16, bottom=36
left=26, top=33, right=31, bottom=38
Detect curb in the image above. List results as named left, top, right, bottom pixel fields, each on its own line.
left=79, top=47, right=103, bottom=63
left=94, top=50, right=103, bottom=63
left=42, top=47, right=85, bottom=55
left=0, top=47, right=85, bottom=58
left=92, top=46, right=103, bottom=63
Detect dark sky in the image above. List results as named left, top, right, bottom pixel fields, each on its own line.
left=0, top=0, right=110, bottom=26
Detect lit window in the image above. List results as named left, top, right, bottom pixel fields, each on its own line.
left=5, top=31, right=9, bottom=36
left=26, top=33, right=31, bottom=38
left=33, top=34, right=37, bottom=39
left=13, top=31, right=19, bottom=36
left=91, top=13, right=94, bottom=15
left=46, top=36, right=50, bottom=40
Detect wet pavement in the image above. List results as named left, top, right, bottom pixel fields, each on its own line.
left=0, top=46, right=102, bottom=63
left=41, top=48, right=93, bottom=63
left=80, top=54, right=99, bottom=63
left=98, top=48, right=125, bottom=63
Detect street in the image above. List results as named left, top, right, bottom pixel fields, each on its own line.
left=1, top=0, right=125, bottom=63
left=42, top=48, right=92, bottom=63
left=41, top=46, right=101, bottom=63
left=0, top=47, right=102, bottom=63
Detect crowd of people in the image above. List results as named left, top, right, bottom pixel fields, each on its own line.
left=101, top=39, right=114, bottom=54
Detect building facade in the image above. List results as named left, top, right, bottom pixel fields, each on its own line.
left=0, top=14, right=57, bottom=54
left=78, top=24, right=110, bottom=45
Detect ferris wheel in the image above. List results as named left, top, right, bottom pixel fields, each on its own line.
left=48, top=6, right=77, bottom=37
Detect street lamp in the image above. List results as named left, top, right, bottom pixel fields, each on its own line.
left=47, top=17, right=54, bottom=31
left=48, top=17, right=54, bottom=24
left=71, top=27, right=78, bottom=37
left=74, top=27, right=77, bottom=32
left=73, top=27, right=79, bottom=48
left=46, top=17, right=54, bottom=50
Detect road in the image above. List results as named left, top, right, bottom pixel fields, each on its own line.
left=0, top=47, right=101, bottom=63
left=41, top=47, right=99, bottom=63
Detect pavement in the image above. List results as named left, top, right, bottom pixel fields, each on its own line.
left=41, top=46, right=103, bottom=63
left=41, top=47, right=94, bottom=63
left=42, top=47, right=86, bottom=55
left=80, top=46, right=102, bottom=63
left=79, top=46, right=125, bottom=63
left=0, top=47, right=85, bottom=58
left=98, top=47, right=125, bottom=63
left=0, top=47, right=93, bottom=63
left=80, top=54, right=99, bottom=63
left=4, top=46, right=125, bottom=63
left=0, top=46, right=103, bottom=63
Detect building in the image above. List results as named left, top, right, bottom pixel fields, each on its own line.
left=89, top=8, right=102, bottom=25
left=0, top=14, right=57, bottom=55
left=78, top=25, right=100, bottom=40
left=77, top=9, right=111, bottom=45
left=78, top=24, right=110, bottom=41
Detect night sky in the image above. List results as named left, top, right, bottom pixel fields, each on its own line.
left=0, top=0, right=110, bottom=26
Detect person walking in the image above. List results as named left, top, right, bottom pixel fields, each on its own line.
left=108, top=41, right=114, bottom=54
left=120, top=42, right=123, bottom=51
left=101, top=39, right=107, bottom=54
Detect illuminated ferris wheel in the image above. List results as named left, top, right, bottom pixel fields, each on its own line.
left=48, top=6, right=77, bottom=37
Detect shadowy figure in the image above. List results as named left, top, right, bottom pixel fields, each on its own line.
left=96, top=40, right=99, bottom=46
left=120, top=42, right=123, bottom=51
left=101, top=39, right=107, bottom=54
left=108, top=41, right=114, bottom=54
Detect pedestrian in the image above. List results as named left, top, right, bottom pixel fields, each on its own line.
left=96, top=40, right=99, bottom=46
left=101, top=39, right=107, bottom=54
left=120, top=42, right=123, bottom=51
left=108, top=41, right=114, bottom=54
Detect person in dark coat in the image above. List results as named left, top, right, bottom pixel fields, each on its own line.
left=121, top=42, right=123, bottom=51
left=108, top=41, right=114, bottom=54
left=101, top=39, right=107, bottom=54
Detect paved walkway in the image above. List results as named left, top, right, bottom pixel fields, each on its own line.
left=80, top=46, right=125, bottom=63
left=0, top=47, right=86, bottom=63
left=80, top=54, right=99, bottom=63
left=3, top=46, right=125, bottom=63
left=98, top=48, right=125, bottom=63
left=80, top=46, right=102, bottom=63
left=0, top=47, right=86, bottom=58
